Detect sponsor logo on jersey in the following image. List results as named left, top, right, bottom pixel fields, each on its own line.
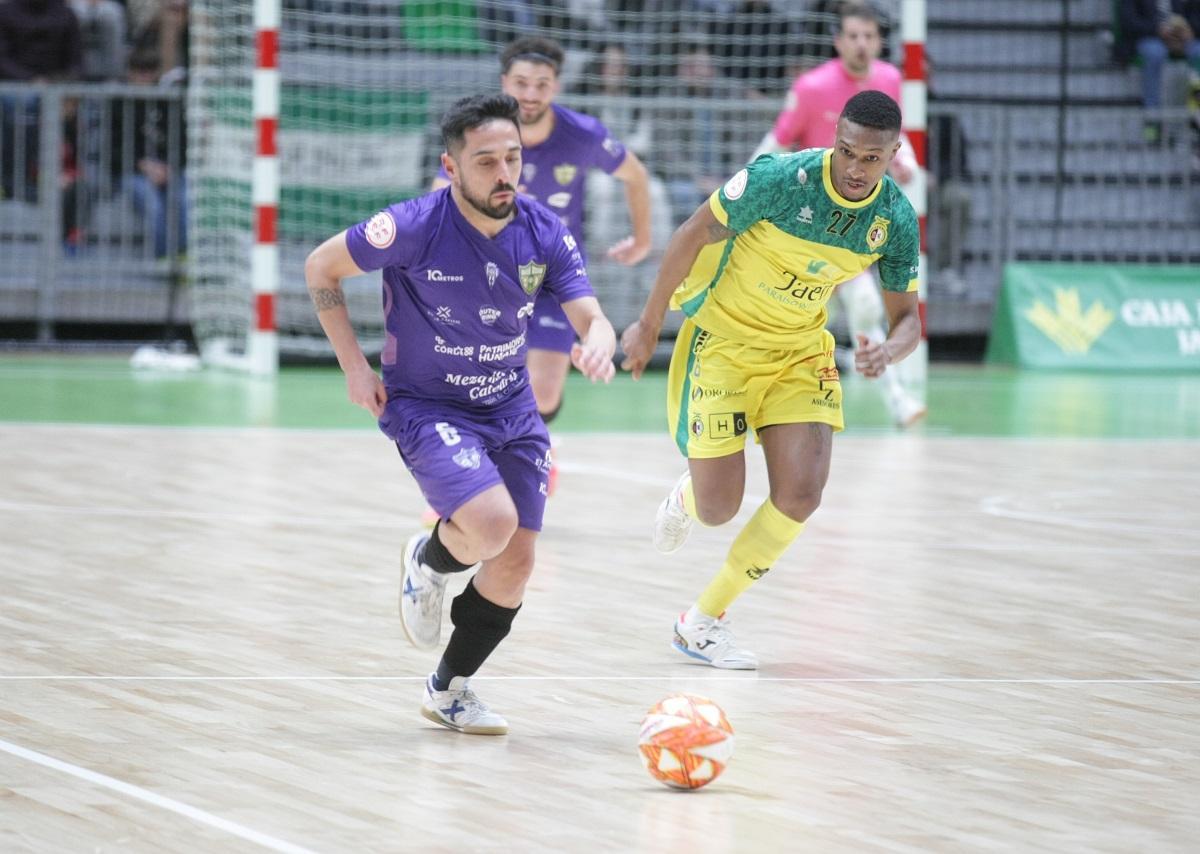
left=708, top=412, right=747, bottom=439
left=444, top=369, right=521, bottom=401
left=365, top=211, right=396, bottom=249
left=797, top=205, right=814, bottom=224
left=478, top=332, right=526, bottom=363
left=723, top=169, right=748, bottom=200
left=690, top=415, right=704, bottom=437
left=523, top=163, right=537, bottom=182
left=427, top=269, right=465, bottom=282
left=432, top=305, right=461, bottom=326
left=796, top=167, right=808, bottom=186
left=563, top=233, right=577, bottom=251
left=517, top=301, right=535, bottom=319
left=690, top=385, right=737, bottom=402
left=434, top=336, right=474, bottom=357
left=479, top=306, right=501, bottom=325
left=866, top=215, right=890, bottom=251
left=601, top=137, right=620, bottom=156
left=547, top=192, right=571, bottom=209
left=485, top=262, right=499, bottom=288
left=518, top=260, right=547, bottom=295
left=554, top=163, right=577, bottom=185
left=452, top=447, right=482, bottom=470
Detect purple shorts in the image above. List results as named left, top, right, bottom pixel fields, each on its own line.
left=525, top=289, right=576, bottom=354
left=380, top=400, right=551, bottom=531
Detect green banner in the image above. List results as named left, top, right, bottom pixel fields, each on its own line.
left=986, top=263, right=1200, bottom=370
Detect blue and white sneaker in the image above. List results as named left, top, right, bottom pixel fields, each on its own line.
left=672, top=612, right=758, bottom=670
left=399, top=532, right=448, bottom=651
left=420, top=674, right=508, bottom=735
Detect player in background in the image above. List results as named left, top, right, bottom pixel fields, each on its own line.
left=433, top=36, right=652, bottom=493
left=621, top=91, right=920, bottom=669
left=306, top=93, right=616, bottom=733
left=752, top=2, right=925, bottom=428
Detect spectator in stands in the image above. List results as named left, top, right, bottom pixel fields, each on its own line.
left=710, top=0, right=799, bottom=99
left=1116, top=0, right=1200, bottom=140
left=655, top=36, right=744, bottom=222
left=130, top=0, right=188, bottom=85
left=111, top=48, right=187, bottom=258
left=577, top=41, right=652, bottom=156
left=0, top=0, right=82, bottom=200
left=69, top=0, right=126, bottom=81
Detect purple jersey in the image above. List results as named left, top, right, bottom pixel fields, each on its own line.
left=438, top=103, right=627, bottom=246
left=345, top=188, right=594, bottom=416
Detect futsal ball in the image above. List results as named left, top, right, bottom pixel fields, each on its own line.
left=637, top=693, right=734, bottom=790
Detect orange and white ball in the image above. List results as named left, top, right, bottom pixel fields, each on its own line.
left=637, top=694, right=734, bottom=790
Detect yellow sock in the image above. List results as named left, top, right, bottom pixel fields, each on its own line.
left=696, top=498, right=805, bottom=617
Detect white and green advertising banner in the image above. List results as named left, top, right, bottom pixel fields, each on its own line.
left=987, top=263, right=1200, bottom=370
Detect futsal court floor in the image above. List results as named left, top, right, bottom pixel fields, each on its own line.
left=1, top=356, right=1198, bottom=853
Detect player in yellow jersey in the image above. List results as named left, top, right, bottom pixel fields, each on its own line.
left=620, top=91, right=921, bottom=669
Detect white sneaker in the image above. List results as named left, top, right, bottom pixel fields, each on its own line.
left=672, top=612, right=758, bottom=670
left=890, top=391, right=927, bottom=429
left=421, top=674, right=508, bottom=735
left=399, top=532, right=448, bottom=651
left=654, top=473, right=694, bottom=554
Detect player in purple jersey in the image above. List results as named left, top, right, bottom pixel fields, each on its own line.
left=434, top=36, right=651, bottom=456
left=305, top=93, right=616, bottom=735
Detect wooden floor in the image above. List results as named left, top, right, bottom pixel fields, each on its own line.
left=2, top=423, right=1198, bottom=853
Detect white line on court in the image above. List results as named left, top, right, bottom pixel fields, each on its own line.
left=0, top=738, right=317, bottom=854
left=1, top=675, right=1196, bottom=685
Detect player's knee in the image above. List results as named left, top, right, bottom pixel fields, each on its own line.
left=465, top=507, right=520, bottom=559
left=693, top=493, right=740, bottom=527
left=769, top=485, right=823, bottom=523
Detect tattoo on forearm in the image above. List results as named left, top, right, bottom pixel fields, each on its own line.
left=308, top=286, right=345, bottom=312
left=705, top=222, right=736, bottom=244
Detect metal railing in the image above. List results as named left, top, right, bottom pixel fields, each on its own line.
left=1, top=82, right=188, bottom=343
left=2, top=81, right=1197, bottom=346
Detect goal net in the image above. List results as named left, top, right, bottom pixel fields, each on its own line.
left=188, top=0, right=906, bottom=365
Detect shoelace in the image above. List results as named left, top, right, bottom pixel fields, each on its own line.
left=662, top=490, right=691, bottom=533
left=456, top=687, right=494, bottom=719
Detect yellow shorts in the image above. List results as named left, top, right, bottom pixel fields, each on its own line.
left=666, top=318, right=843, bottom=458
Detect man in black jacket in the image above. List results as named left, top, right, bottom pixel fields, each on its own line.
left=0, top=0, right=82, bottom=198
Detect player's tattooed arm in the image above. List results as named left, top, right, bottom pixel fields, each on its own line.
left=308, top=286, right=346, bottom=312
left=705, top=222, right=737, bottom=244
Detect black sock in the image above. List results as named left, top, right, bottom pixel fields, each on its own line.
left=419, top=521, right=473, bottom=574
left=539, top=401, right=561, bottom=426
left=431, top=580, right=520, bottom=689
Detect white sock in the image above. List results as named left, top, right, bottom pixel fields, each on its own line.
left=684, top=604, right=717, bottom=625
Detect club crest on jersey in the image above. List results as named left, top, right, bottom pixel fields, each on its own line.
left=554, top=164, right=577, bottom=185
left=518, top=260, right=547, bottom=295
left=866, top=215, right=890, bottom=251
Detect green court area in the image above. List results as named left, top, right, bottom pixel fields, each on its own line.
left=0, top=355, right=1197, bottom=439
